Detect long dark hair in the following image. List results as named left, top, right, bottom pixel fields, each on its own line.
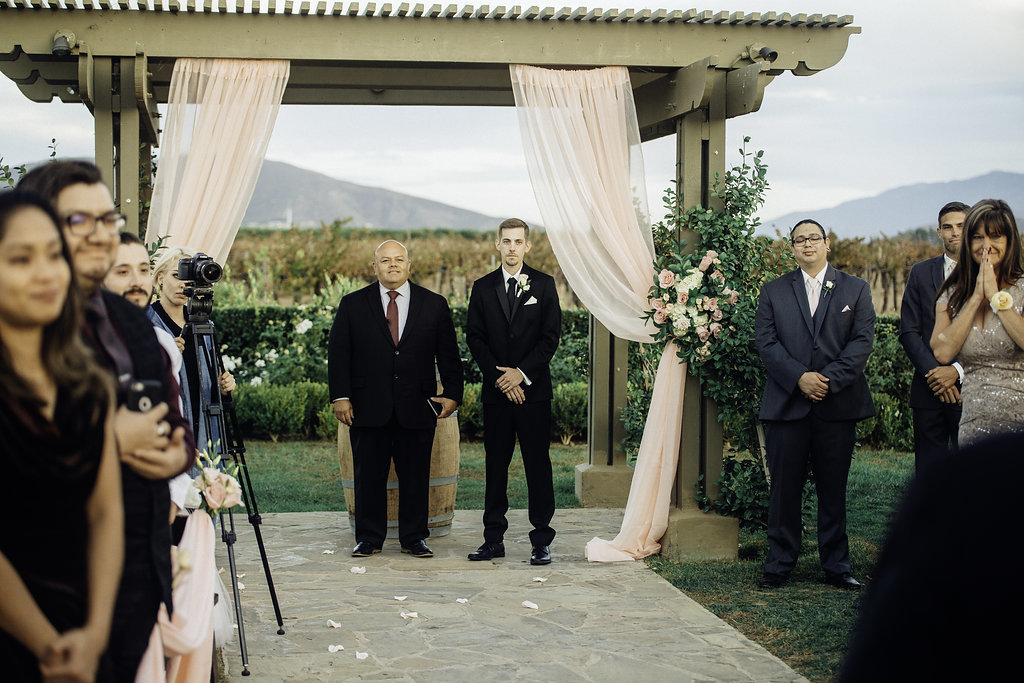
left=0, top=190, right=111, bottom=423
left=937, top=199, right=1023, bottom=317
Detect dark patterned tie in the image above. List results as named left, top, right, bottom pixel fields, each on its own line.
left=387, top=290, right=400, bottom=345
left=506, top=276, right=517, bottom=312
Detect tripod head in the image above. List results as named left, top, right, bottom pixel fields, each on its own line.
left=179, top=252, right=223, bottom=323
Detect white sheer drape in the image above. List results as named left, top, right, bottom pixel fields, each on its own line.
left=511, top=64, right=686, bottom=561
left=146, top=59, right=290, bottom=264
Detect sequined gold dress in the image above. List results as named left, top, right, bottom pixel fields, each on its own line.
left=942, top=280, right=1024, bottom=446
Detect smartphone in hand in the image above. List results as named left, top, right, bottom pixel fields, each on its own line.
left=427, top=397, right=443, bottom=417
left=127, top=380, right=163, bottom=412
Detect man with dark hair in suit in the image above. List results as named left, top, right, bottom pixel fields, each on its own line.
left=899, top=202, right=968, bottom=473
left=755, top=219, right=875, bottom=590
left=465, top=218, right=561, bottom=566
left=19, top=161, right=195, bottom=681
left=328, top=239, right=463, bottom=559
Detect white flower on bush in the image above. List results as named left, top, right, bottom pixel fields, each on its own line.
left=265, top=349, right=279, bottom=363
left=250, top=377, right=263, bottom=386
left=255, top=359, right=266, bottom=368
left=295, top=319, right=313, bottom=335
left=222, top=355, right=241, bottom=372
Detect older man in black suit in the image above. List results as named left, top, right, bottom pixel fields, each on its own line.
left=755, top=219, right=875, bottom=590
left=898, top=202, right=967, bottom=473
left=19, top=161, right=195, bottom=681
left=465, top=218, right=561, bottom=566
left=328, top=240, right=463, bottom=559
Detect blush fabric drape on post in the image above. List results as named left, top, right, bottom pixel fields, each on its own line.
left=510, top=64, right=687, bottom=561
left=146, top=59, right=290, bottom=264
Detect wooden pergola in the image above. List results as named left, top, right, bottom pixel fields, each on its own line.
left=0, top=2, right=859, bottom=560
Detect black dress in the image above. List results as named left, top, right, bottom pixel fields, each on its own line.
left=0, top=392, right=110, bottom=682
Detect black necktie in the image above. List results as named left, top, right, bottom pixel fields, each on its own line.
left=386, top=290, right=400, bottom=345
left=84, top=294, right=134, bottom=386
left=507, top=276, right=517, bottom=311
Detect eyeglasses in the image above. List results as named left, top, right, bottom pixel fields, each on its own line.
left=791, top=234, right=824, bottom=247
left=63, top=211, right=126, bottom=237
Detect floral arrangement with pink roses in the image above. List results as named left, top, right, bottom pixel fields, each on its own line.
left=647, top=249, right=742, bottom=366
left=185, top=452, right=245, bottom=516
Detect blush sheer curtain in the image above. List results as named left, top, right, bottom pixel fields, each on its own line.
left=146, top=59, right=290, bottom=264
left=511, top=64, right=686, bottom=561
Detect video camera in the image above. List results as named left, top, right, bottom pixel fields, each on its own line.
left=178, top=252, right=223, bottom=323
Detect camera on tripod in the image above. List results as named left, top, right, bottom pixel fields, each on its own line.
left=178, top=252, right=223, bottom=323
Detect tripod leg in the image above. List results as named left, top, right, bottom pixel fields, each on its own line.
left=220, top=509, right=251, bottom=676
left=233, top=456, right=286, bottom=634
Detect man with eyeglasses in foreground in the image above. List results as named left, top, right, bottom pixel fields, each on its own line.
left=754, top=219, right=876, bottom=591
left=19, top=161, right=195, bottom=681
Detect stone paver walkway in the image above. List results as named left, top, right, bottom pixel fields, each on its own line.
left=217, top=509, right=804, bottom=682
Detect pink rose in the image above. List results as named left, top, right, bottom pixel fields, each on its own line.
left=706, top=250, right=719, bottom=260
left=724, top=289, right=740, bottom=305
left=654, top=309, right=668, bottom=325
left=650, top=297, right=665, bottom=311
left=658, top=269, right=676, bottom=288
left=698, top=255, right=713, bottom=272
left=710, top=322, right=722, bottom=338
left=200, top=467, right=227, bottom=509
left=712, top=309, right=723, bottom=321
left=711, top=270, right=725, bottom=284
left=222, top=476, right=243, bottom=509
left=696, top=326, right=710, bottom=342
left=677, top=290, right=689, bottom=305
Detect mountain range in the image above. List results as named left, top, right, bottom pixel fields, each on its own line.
left=760, top=171, right=1024, bottom=238
left=243, top=160, right=502, bottom=231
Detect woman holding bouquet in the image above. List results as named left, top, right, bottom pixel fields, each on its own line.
left=932, top=199, right=1024, bottom=445
left=0, top=190, right=123, bottom=681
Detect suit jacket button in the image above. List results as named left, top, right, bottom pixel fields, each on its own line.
left=394, top=350, right=400, bottom=356
left=394, top=374, right=399, bottom=379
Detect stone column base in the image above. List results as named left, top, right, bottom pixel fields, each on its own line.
left=575, top=463, right=634, bottom=508
left=658, top=508, right=739, bottom=562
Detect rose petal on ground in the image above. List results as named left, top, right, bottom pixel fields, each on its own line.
left=328, top=644, right=344, bottom=653
left=237, top=582, right=245, bottom=590
left=532, top=577, right=548, bottom=583
left=522, top=600, right=538, bottom=610
left=237, top=574, right=245, bottom=578
left=456, top=598, right=468, bottom=604
left=327, top=619, right=342, bottom=629
left=394, top=596, right=408, bottom=601
left=322, top=550, right=336, bottom=554
left=400, top=611, right=419, bottom=619
left=350, top=566, right=366, bottom=574
left=355, top=652, right=368, bottom=660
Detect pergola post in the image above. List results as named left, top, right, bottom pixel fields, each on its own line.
left=118, top=56, right=141, bottom=237
left=576, top=317, right=632, bottom=506
left=659, top=71, right=739, bottom=561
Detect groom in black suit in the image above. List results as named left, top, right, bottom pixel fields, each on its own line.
left=898, top=202, right=967, bottom=473
left=755, top=219, right=875, bottom=590
left=328, top=240, right=463, bottom=559
left=466, top=218, right=561, bottom=565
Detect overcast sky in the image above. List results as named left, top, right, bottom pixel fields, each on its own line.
left=2, top=0, right=1023, bottom=227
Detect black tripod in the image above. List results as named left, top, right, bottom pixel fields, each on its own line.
left=185, top=316, right=285, bottom=677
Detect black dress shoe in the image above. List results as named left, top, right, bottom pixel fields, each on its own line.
left=468, top=542, right=505, bottom=561
left=401, top=540, right=433, bottom=558
left=758, top=572, right=788, bottom=589
left=351, top=541, right=381, bottom=557
left=530, top=545, right=551, bottom=565
left=824, top=572, right=861, bottom=590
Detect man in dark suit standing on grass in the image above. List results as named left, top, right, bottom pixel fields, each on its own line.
left=755, top=219, right=875, bottom=590
left=328, top=239, right=463, bottom=559
left=898, top=201, right=967, bottom=473
left=466, top=218, right=561, bottom=566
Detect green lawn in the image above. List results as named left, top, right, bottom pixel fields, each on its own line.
left=235, top=439, right=586, bottom=513
left=234, top=439, right=914, bottom=682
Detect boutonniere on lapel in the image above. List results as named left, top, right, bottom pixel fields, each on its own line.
left=823, top=280, right=835, bottom=295
left=517, top=274, right=531, bottom=295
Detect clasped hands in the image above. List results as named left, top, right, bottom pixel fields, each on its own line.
left=925, top=365, right=961, bottom=404
left=333, top=396, right=458, bottom=425
left=798, top=372, right=829, bottom=403
left=495, top=366, right=525, bottom=405
left=115, top=402, right=189, bottom=480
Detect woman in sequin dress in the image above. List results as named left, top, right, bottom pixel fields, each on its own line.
left=932, top=199, right=1024, bottom=446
